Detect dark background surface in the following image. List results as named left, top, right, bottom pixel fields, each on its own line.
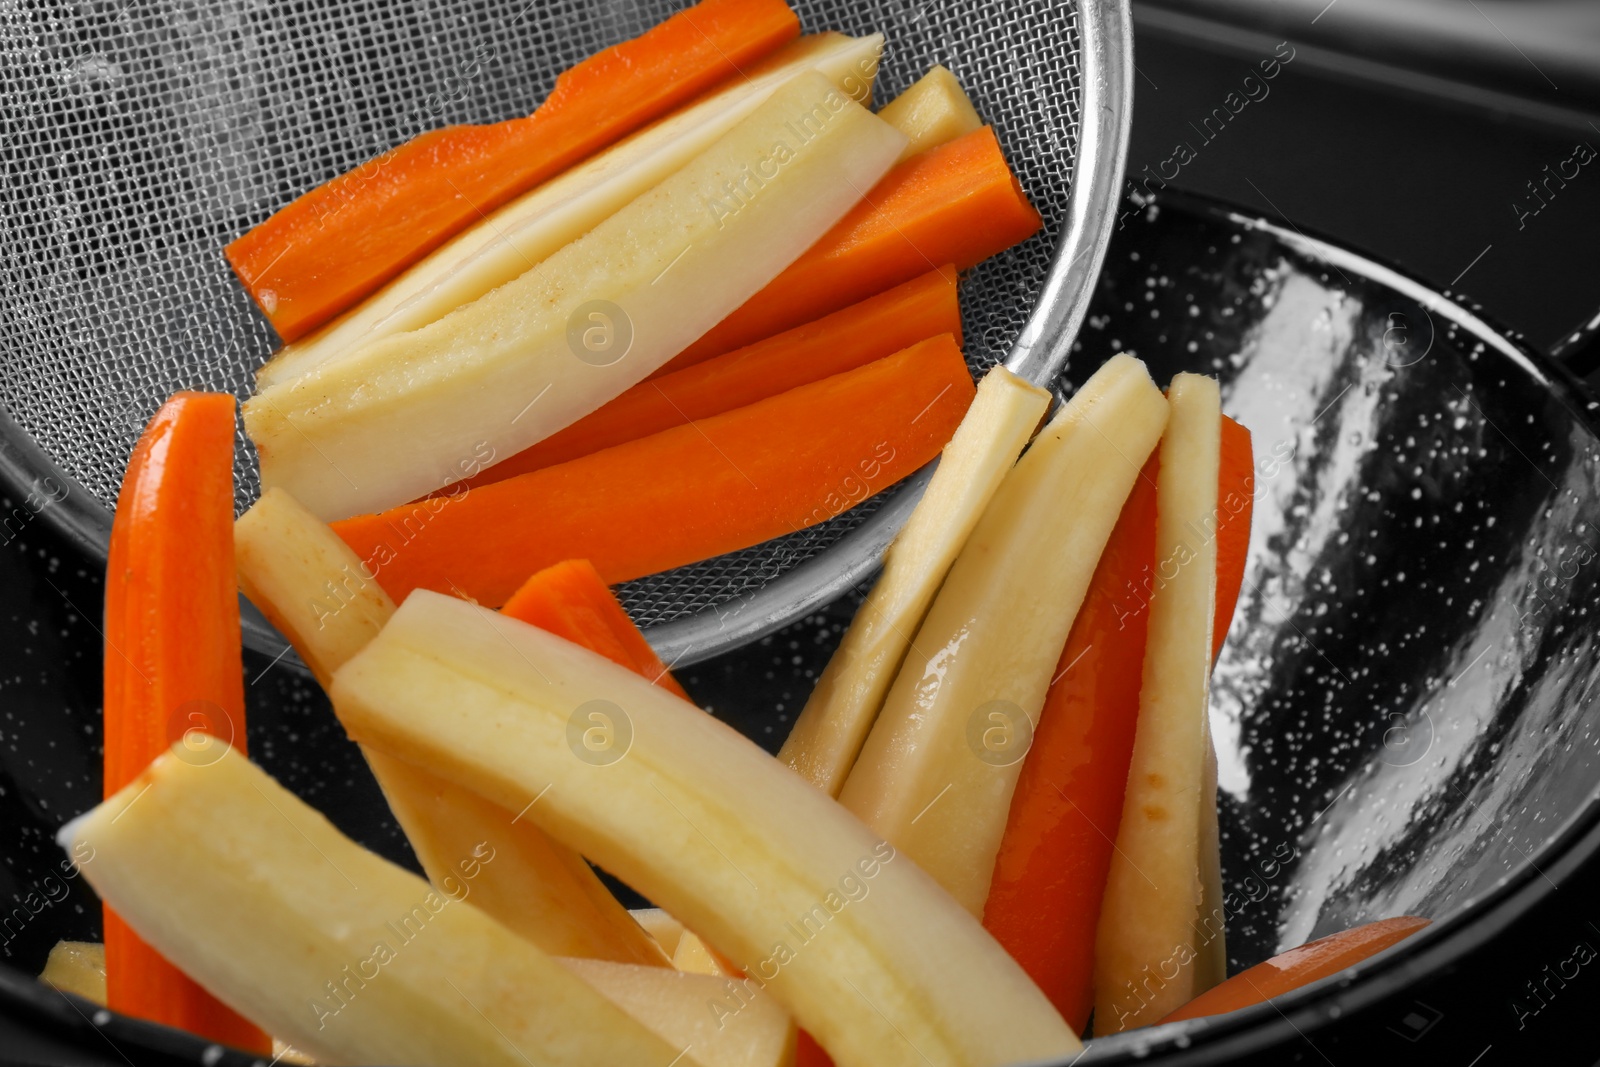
left=4, top=0, right=1600, bottom=1063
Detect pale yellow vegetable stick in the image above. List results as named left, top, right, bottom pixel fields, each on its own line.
left=1195, top=732, right=1228, bottom=989
left=631, top=908, right=686, bottom=957
left=234, top=486, right=666, bottom=966
left=370, top=751, right=669, bottom=966
left=234, top=487, right=395, bottom=682
left=59, top=742, right=691, bottom=1067
left=247, top=73, right=909, bottom=521
left=837, top=355, right=1169, bottom=916
left=877, top=64, right=983, bottom=161
left=562, top=957, right=796, bottom=1067
left=1093, top=372, right=1223, bottom=1032
left=330, top=592, right=1082, bottom=1067
left=779, top=366, right=1050, bottom=795
left=39, top=941, right=105, bottom=1003
left=257, top=33, right=887, bottom=392
left=672, top=931, right=731, bottom=976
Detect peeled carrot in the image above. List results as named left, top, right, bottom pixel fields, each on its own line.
left=656, top=125, right=1040, bottom=375
left=1214, top=417, right=1254, bottom=659
left=796, top=1030, right=835, bottom=1067
left=1160, top=917, right=1431, bottom=1023
left=501, top=559, right=688, bottom=699
left=334, top=334, right=976, bottom=608
left=103, top=393, right=269, bottom=1052
left=465, top=266, right=961, bottom=487
left=225, top=0, right=800, bottom=342
left=981, top=416, right=1252, bottom=1034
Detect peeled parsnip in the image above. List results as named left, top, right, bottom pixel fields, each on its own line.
left=877, top=65, right=983, bottom=161
left=330, top=591, right=1082, bottom=1067
left=256, top=33, right=886, bottom=392
left=234, top=486, right=666, bottom=966
left=1093, top=373, right=1224, bottom=1032
left=779, top=366, right=1050, bottom=795
left=234, top=487, right=395, bottom=682
left=630, top=908, right=687, bottom=956
left=39, top=941, right=105, bottom=1003
left=247, top=72, right=908, bottom=521
left=59, top=742, right=689, bottom=1067
left=1196, top=732, right=1228, bottom=990
left=837, top=355, right=1169, bottom=916
left=562, top=957, right=795, bottom=1067
left=370, top=751, right=670, bottom=967
left=672, top=931, right=732, bottom=976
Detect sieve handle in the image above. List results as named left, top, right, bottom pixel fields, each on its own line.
left=1005, top=0, right=1137, bottom=389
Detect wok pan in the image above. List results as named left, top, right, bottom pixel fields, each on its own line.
left=1, top=189, right=1597, bottom=1065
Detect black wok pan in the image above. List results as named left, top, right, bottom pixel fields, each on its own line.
left=2, top=189, right=1598, bottom=1065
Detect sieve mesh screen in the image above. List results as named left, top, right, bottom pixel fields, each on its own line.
left=0, top=0, right=1081, bottom=628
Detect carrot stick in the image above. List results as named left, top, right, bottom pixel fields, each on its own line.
left=501, top=559, right=688, bottom=699
left=1213, top=417, right=1254, bottom=659
left=465, top=266, right=961, bottom=487
left=656, top=125, right=1039, bottom=375
left=1160, top=917, right=1431, bottom=1023
left=795, top=1029, right=836, bottom=1067
left=103, top=393, right=269, bottom=1052
left=225, top=0, right=799, bottom=342
left=981, top=415, right=1252, bottom=1034
left=334, top=335, right=975, bottom=608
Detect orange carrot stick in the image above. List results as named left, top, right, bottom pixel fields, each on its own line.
left=1213, top=417, right=1254, bottom=659
left=981, top=416, right=1252, bottom=1033
left=656, top=125, right=1040, bottom=375
left=501, top=559, right=688, bottom=699
left=795, top=1029, right=836, bottom=1067
left=103, top=393, right=269, bottom=1052
left=1160, top=917, right=1431, bottom=1023
left=335, top=335, right=976, bottom=608
left=226, top=0, right=799, bottom=342
left=465, top=267, right=961, bottom=487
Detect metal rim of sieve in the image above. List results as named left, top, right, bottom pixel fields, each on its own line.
left=647, top=0, right=1135, bottom=665
left=0, top=0, right=1134, bottom=668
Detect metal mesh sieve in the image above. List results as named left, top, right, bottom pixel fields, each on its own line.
left=0, top=0, right=1132, bottom=663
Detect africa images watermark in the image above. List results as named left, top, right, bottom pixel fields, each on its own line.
left=1101, top=840, right=1299, bottom=1030
left=798, top=441, right=897, bottom=529
left=1514, top=531, right=1597, bottom=635
left=1106, top=436, right=1297, bottom=633
left=1117, top=41, right=1298, bottom=229
left=706, top=841, right=899, bottom=1030
left=1511, top=140, right=1596, bottom=232
left=703, top=52, right=880, bottom=231
left=0, top=840, right=96, bottom=958
left=309, top=840, right=497, bottom=1030
left=328, top=440, right=497, bottom=627
left=0, top=477, right=69, bottom=548
left=1510, top=920, right=1600, bottom=1032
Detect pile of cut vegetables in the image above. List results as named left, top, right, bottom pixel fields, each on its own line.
left=42, top=2, right=1431, bottom=1064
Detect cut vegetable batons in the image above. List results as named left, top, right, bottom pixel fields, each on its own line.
left=837, top=355, right=1169, bottom=916
left=331, top=592, right=1082, bottom=1067
left=247, top=73, right=909, bottom=521
left=257, top=32, right=886, bottom=391
left=780, top=365, right=1050, bottom=795
left=235, top=486, right=666, bottom=966
left=1093, top=373, right=1225, bottom=1033
left=562, top=957, right=795, bottom=1067
left=60, top=742, right=689, bottom=1067
left=876, top=64, right=982, bottom=161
